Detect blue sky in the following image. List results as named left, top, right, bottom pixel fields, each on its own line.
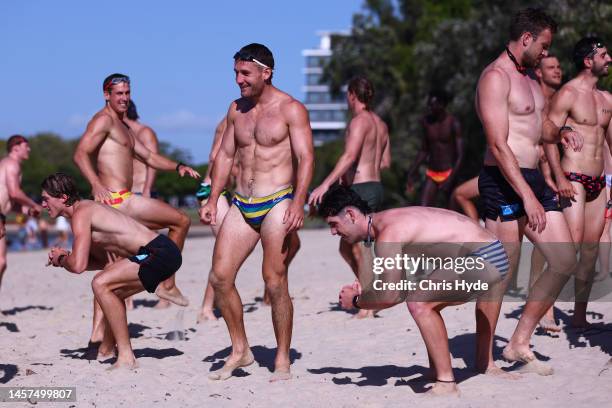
left=0, top=0, right=363, bottom=162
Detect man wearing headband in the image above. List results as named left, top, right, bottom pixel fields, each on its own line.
left=476, top=8, right=579, bottom=376
left=200, top=43, right=314, bottom=381
left=543, top=37, right=612, bottom=328
left=309, top=75, right=391, bottom=318
left=0, top=135, right=44, bottom=295
left=74, top=73, right=200, bottom=344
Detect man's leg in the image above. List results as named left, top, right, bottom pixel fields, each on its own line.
left=208, top=206, right=260, bottom=380
left=504, top=211, right=577, bottom=372
left=122, top=195, right=191, bottom=308
left=573, top=192, right=606, bottom=327
left=476, top=217, right=523, bottom=376
left=451, top=177, right=479, bottom=221
left=597, top=206, right=612, bottom=281
left=529, top=247, right=559, bottom=332
left=91, top=259, right=144, bottom=369
left=420, top=178, right=439, bottom=206
left=407, top=300, right=461, bottom=395
left=198, top=196, right=230, bottom=323
left=0, top=235, right=6, bottom=295
left=263, top=232, right=300, bottom=305
left=260, top=200, right=295, bottom=381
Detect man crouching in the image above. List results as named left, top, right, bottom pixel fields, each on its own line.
left=319, top=185, right=512, bottom=395
left=42, top=172, right=187, bottom=370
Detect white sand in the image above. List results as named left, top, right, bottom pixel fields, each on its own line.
left=1, top=229, right=611, bottom=407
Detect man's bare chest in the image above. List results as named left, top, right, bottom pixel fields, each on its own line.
left=570, top=92, right=611, bottom=128
left=234, top=112, right=288, bottom=147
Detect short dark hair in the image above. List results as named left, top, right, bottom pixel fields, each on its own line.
left=41, top=173, right=81, bottom=206
left=348, top=76, right=374, bottom=109
left=127, top=100, right=139, bottom=121
left=509, top=8, right=557, bottom=41
left=102, top=73, right=130, bottom=93
left=318, top=185, right=371, bottom=217
left=234, top=43, right=274, bottom=82
left=428, top=89, right=450, bottom=106
left=6, top=134, right=28, bottom=153
left=573, top=36, right=605, bottom=71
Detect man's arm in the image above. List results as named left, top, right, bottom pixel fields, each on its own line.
left=199, top=105, right=237, bottom=225
left=308, top=116, right=366, bottom=205
left=543, top=86, right=582, bottom=150
left=5, top=162, right=42, bottom=215
left=204, top=116, right=228, bottom=183
left=381, top=122, right=391, bottom=170
left=285, top=100, right=315, bottom=232
left=73, top=115, right=114, bottom=202
left=50, top=208, right=92, bottom=274
left=133, top=137, right=199, bottom=178
left=543, top=142, right=574, bottom=198
left=138, top=127, right=159, bottom=197
left=478, top=68, right=545, bottom=232
left=451, top=117, right=464, bottom=177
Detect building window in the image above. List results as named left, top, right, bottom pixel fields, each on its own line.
left=307, top=73, right=323, bottom=85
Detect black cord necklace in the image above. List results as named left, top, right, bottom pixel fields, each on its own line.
left=364, top=215, right=373, bottom=248
left=505, top=47, right=527, bottom=75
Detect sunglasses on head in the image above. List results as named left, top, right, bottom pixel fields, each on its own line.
left=233, top=51, right=271, bottom=69
left=587, top=42, right=605, bottom=58
left=104, top=76, right=130, bottom=91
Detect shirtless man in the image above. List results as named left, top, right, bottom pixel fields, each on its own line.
left=200, top=44, right=314, bottom=381
left=125, top=100, right=159, bottom=197
left=43, top=173, right=185, bottom=370
left=543, top=37, right=612, bottom=328
left=0, top=135, right=44, bottom=292
left=309, top=76, right=390, bottom=318
left=476, top=9, right=581, bottom=373
left=74, top=73, right=199, bottom=343
left=406, top=90, right=463, bottom=206
left=320, top=186, right=509, bottom=395
left=529, top=54, right=563, bottom=332
left=196, top=116, right=301, bottom=322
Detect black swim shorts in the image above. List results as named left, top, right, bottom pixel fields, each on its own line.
left=128, top=234, right=182, bottom=293
left=351, top=181, right=384, bottom=212
left=478, top=166, right=561, bottom=222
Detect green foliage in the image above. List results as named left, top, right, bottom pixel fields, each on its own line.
left=325, top=0, right=612, bottom=202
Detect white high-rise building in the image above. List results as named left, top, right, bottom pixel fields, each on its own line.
left=302, top=31, right=349, bottom=146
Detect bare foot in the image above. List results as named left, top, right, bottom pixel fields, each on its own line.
left=155, top=286, right=189, bottom=307
left=481, top=365, right=520, bottom=380
left=538, top=317, right=561, bottom=333
left=502, top=344, right=536, bottom=364
left=353, top=309, right=375, bottom=319
left=270, top=367, right=292, bottom=382
left=106, top=360, right=138, bottom=371
left=196, top=309, right=218, bottom=324
left=208, top=349, right=254, bottom=381
left=426, top=381, right=460, bottom=396
left=125, top=296, right=134, bottom=311
left=97, top=348, right=116, bottom=361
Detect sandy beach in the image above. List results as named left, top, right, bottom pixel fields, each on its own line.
left=1, top=229, right=611, bottom=407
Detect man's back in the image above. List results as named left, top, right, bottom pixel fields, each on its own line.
left=76, top=200, right=156, bottom=257
left=350, top=111, right=389, bottom=184
left=0, top=157, right=16, bottom=214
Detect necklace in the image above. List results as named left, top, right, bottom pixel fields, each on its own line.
left=364, top=215, right=373, bottom=247
left=505, top=47, right=527, bottom=75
